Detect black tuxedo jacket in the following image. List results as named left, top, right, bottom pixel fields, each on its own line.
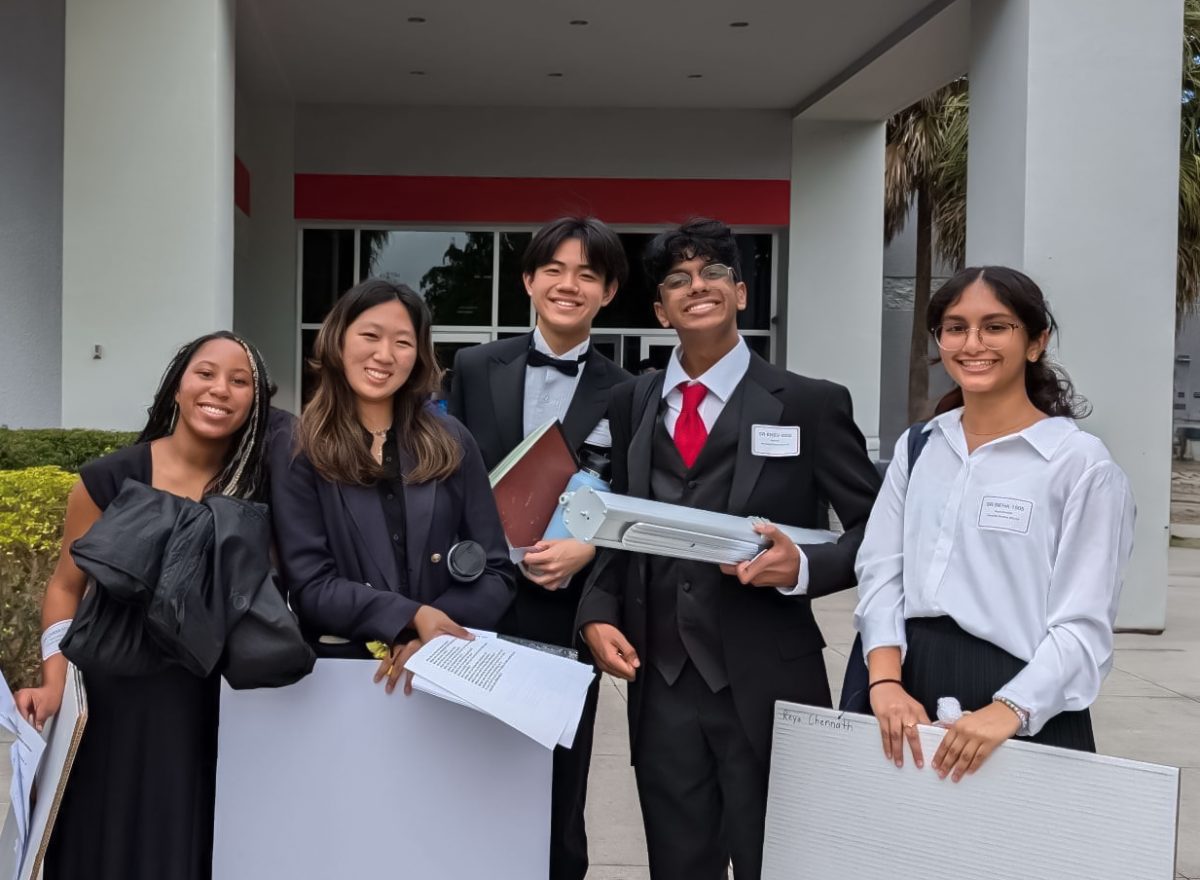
left=448, top=332, right=631, bottom=645
left=267, top=409, right=515, bottom=654
left=574, top=353, right=881, bottom=759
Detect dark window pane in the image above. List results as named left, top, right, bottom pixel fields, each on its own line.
left=745, top=335, right=771, bottom=361
left=435, top=340, right=486, bottom=398
left=360, top=230, right=494, bottom=326
left=595, top=234, right=660, bottom=330
left=736, top=234, right=773, bottom=331
left=300, top=328, right=320, bottom=407
left=301, top=229, right=355, bottom=324
left=497, top=232, right=534, bottom=327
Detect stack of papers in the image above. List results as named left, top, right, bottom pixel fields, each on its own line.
left=404, top=631, right=596, bottom=750
left=0, top=670, right=46, bottom=879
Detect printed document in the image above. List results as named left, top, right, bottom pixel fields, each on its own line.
left=404, top=632, right=595, bottom=750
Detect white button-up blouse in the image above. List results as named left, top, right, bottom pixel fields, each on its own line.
left=853, top=408, right=1136, bottom=734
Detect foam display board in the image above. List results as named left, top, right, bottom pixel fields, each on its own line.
left=214, top=659, right=553, bottom=879
left=763, top=703, right=1179, bottom=880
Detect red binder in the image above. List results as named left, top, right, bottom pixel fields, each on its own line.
left=488, top=420, right=579, bottom=549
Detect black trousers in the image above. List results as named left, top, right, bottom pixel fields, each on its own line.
left=634, top=662, right=768, bottom=880
left=902, top=615, right=1096, bottom=751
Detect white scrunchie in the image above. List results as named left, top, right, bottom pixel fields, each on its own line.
left=41, top=619, right=72, bottom=661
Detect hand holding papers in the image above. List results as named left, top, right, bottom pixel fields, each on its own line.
left=402, top=631, right=596, bottom=750
left=560, top=485, right=837, bottom=565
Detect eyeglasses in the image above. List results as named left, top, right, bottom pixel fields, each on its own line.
left=932, top=321, right=1024, bottom=351
left=659, top=263, right=737, bottom=293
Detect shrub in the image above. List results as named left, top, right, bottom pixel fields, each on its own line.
left=0, top=467, right=77, bottom=690
left=0, top=428, right=137, bottom=472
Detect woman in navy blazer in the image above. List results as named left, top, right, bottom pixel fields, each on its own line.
left=269, top=279, right=515, bottom=691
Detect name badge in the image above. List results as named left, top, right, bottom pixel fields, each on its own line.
left=751, top=424, right=800, bottom=457
left=977, top=496, right=1033, bottom=534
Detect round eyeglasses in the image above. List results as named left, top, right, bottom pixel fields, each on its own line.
left=932, top=321, right=1023, bottom=351
left=659, top=263, right=737, bottom=293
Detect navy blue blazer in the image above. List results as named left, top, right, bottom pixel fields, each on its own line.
left=267, top=408, right=516, bottom=653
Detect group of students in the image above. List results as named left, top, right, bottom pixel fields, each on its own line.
left=13, top=215, right=1135, bottom=880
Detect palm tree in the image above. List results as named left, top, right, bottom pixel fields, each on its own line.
left=884, top=79, right=968, bottom=422
left=1178, top=0, right=1200, bottom=316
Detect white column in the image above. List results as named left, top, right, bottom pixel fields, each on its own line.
left=62, top=0, right=235, bottom=430
left=788, top=119, right=886, bottom=455
left=966, top=0, right=1183, bottom=630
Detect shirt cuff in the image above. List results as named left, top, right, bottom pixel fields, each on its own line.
left=774, top=549, right=810, bottom=597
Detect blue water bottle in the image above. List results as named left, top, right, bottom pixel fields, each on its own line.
left=542, top=446, right=611, bottom=541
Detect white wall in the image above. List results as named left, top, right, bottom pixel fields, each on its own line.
left=234, top=95, right=298, bottom=412
left=295, top=105, right=793, bottom=179
left=788, top=119, right=885, bottom=453
left=0, top=0, right=64, bottom=428
left=61, top=0, right=236, bottom=430
left=967, top=0, right=1183, bottom=630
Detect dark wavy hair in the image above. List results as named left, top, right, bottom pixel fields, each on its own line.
left=300, top=279, right=461, bottom=486
left=138, top=330, right=274, bottom=500
left=927, top=266, right=1089, bottom=419
left=643, top=217, right=741, bottom=300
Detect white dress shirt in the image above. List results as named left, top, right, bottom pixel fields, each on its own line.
left=853, top=408, right=1136, bottom=734
left=522, top=326, right=589, bottom=437
left=661, top=338, right=810, bottom=595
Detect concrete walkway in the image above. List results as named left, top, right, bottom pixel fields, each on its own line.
left=585, top=546, right=1200, bottom=879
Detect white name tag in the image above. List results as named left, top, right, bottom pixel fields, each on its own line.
left=751, top=424, right=801, bottom=457
left=977, top=496, right=1034, bottom=534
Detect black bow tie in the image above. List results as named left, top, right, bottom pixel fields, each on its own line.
left=527, top=345, right=589, bottom=377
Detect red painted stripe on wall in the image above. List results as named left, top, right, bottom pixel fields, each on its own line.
left=235, top=156, right=251, bottom=216
left=293, top=174, right=789, bottom=226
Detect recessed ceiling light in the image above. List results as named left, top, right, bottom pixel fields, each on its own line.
left=687, top=73, right=704, bottom=79
left=548, top=72, right=564, bottom=78
left=407, top=16, right=426, bottom=23
left=569, top=19, right=588, bottom=25
left=409, top=70, right=427, bottom=76
left=729, top=21, right=750, bottom=27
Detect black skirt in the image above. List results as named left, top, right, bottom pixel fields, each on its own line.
left=902, top=615, right=1096, bottom=752
left=43, top=666, right=220, bottom=880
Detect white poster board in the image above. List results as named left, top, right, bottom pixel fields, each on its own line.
left=762, top=703, right=1179, bottom=880
left=214, top=659, right=553, bottom=880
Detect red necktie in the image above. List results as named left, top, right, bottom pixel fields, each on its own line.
left=674, top=382, right=709, bottom=468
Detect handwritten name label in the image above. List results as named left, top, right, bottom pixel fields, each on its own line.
left=778, top=708, right=855, bottom=732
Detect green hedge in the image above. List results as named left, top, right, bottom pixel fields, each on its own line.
left=0, top=428, right=137, bottom=472
left=0, top=467, right=77, bottom=690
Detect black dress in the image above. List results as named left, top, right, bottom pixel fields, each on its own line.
left=44, top=443, right=220, bottom=880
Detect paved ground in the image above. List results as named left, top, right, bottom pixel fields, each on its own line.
left=585, top=548, right=1200, bottom=879
left=2, top=552, right=1197, bottom=878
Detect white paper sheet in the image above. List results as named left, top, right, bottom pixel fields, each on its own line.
left=762, top=702, right=1180, bottom=880
left=405, top=631, right=596, bottom=750
left=0, top=670, right=45, bottom=879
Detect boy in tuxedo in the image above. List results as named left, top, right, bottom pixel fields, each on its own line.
left=577, top=218, right=880, bottom=880
left=448, top=217, right=630, bottom=880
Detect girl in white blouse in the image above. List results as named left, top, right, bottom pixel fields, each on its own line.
left=854, top=265, right=1135, bottom=782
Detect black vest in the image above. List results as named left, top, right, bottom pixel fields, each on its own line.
left=646, top=382, right=745, bottom=692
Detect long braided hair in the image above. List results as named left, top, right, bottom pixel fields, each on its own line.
left=138, top=331, right=273, bottom=501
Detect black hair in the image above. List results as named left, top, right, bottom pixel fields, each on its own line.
left=138, top=330, right=274, bottom=500
left=927, top=266, right=1089, bottom=419
left=521, top=216, right=629, bottom=288
left=643, top=218, right=741, bottom=300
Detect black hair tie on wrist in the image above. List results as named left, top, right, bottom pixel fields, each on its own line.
left=868, top=678, right=903, bottom=691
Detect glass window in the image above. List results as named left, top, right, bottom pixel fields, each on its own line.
left=300, top=328, right=320, bottom=405
left=360, top=230, right=494, bottom=326
left=497, top=232, right=533, bottom=327
left=301, top=229, right=355, bottom=324
left=737, top=235, right=773, bottom=331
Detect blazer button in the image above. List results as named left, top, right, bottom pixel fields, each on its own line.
left=430, top=553, right=443, bottom=564
left=682, top=581, right=692, bottom=593
left=686, top=479, right=698, bottom=489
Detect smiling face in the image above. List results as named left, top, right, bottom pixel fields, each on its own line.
left=340, top=299, right=418, bottom=406
left=174, top=338, right=255, bottom=441
left=653, top=255, right=747, bottom=337
left=937, top=279, right=1046, bottom=398
left=524, top=237, right=616, bottom=341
